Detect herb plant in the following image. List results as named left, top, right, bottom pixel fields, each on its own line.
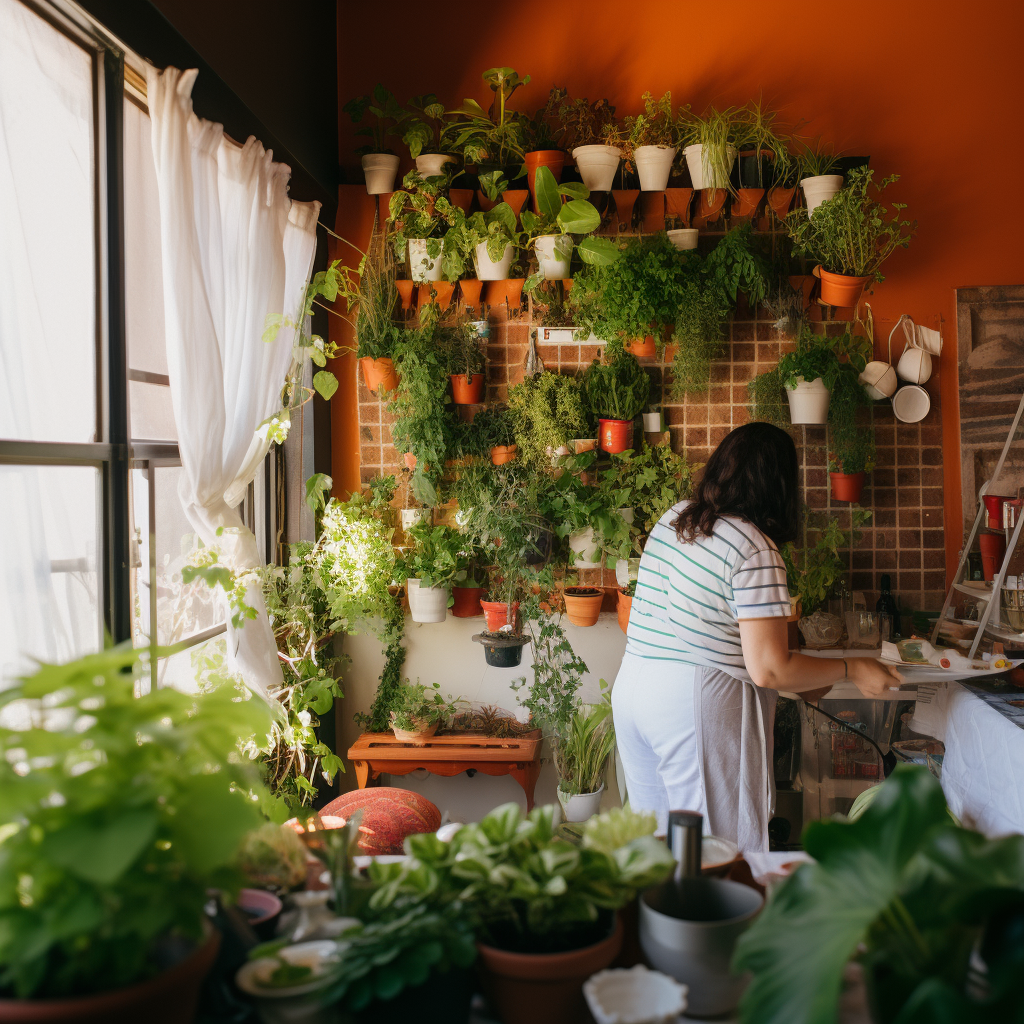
left=794, top=137, right=840, bottom=180
left=557, top=94, right=620, bottom=152
left=435, top=318, right=485, bottom=379
left=396, top=521, right=466, bottom=594
left=733, top=101, right=791, bottom=187
left=553, top=683, right=616, bottom=797
left=523, top=86, right=566, bottom=152
left=471, top=404, right=517, bottom=451
left=782, top=507, right=871, bottom=614
left=402, top=94, right=454, bottom=159
left=583, top=350, right=651, bottom=422
left=389, top=680, right=462, bottom=732
left=625, top=91, right=677, bottom=153
left=601, top=444, right=695, bottom=532
left=448, top=67, right=531, bottom=177
left=677, top=105, right=743, bottom=191
left=344, top=84, right=406, bottom=155
left=507, top=371, right=592, bottom=466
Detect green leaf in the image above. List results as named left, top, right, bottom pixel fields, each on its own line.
left=41, top=810, right=158, bottom=885
left=577, top=236, right=621, bottom=266
left=534, top=165, right=562, bottom=221
left=557, top=199, right=601, bottom=235
left=262, top=313, right=285, bottom=344
left=558, top=181, right=589, bottom=201
left=168, top=774, right=263, bottom=873
left=304, top=472, right=333, bottom=513
left=314, top=371, right=339, bottom=400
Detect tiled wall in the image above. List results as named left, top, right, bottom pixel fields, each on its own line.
left=355, top=237, right=946, bottom=617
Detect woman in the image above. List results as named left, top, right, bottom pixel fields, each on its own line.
left=612, top=422, right=900, bottom=850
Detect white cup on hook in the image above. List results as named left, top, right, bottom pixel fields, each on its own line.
left=893, top=314, right=933, bottom=385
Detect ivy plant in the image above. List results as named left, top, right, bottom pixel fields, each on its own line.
left=402, top=93, right=454, bottom=160
left=601, top=443, right=695, bottom=532
left=782, top=507, right=871, bottom=614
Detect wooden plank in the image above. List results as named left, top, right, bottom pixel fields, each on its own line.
left=347, top=730, right=542, bottom=763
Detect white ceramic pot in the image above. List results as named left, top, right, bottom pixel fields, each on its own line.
left=472, top=241, right=514, bottom=281
left=572, top=144, right=622, bottom=192
left=407, top=579, right=448, bottom=623
left=615, top=556, right=642, bottom=589
left=584, top=965, right=688, bottom=1024
left=639, top=878, right=763, bottom=1018
left=892, top=384, right=931, bottom=423
left=634, top=144, right=678, bottom=191
left=407, top=238, right=442, bottom=283
left=361, top=153, right=400, bottom=195
left=558, top=783, right=604, bottom=823
left=666, top=228, right=699, bottom=251
left=401, top=507, right=430, bottom=530
left=860, top=360, right=898, bottom=400
left=683, top=143, right=737, bottom=190
left=235, top=940, right=341, bottom=1024
left=785, top=376, right=830, bottom=424
left=414, top=153, right=456, bottom=177
left=800, top=174, right=844, bottom=216
left=643, top=411, right=662, bottom=432
left=569, top=527, right=603, bottom=568
left=896, top=345, right=933, bottom=385
left=534, top=233, right=573, bottom=279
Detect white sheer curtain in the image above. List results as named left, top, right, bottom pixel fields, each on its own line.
left=146, top=66, right=320, bottom=700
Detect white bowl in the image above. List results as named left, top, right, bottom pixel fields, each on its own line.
left=584, top=964, right=688, bottom=1024
left=892, top=384, right=931, bottom=423
left=859, top=360, right=897, bottom=400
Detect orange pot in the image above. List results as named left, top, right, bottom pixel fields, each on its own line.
left=451, top=585, right=485, bottom=618
left=505, top=279, right=526, bottom=312
left=460, top=279, right=484, bottom=309
left=788, top=274, right=817, bottom=310
left=360, top=356, right=398, bottom=395
left=979, top=531, right=1006, bottom=581
left=403, top=451, right=417, bottom=471
left=562, top=278, right=574, bottom=295
left=476, top=189, right=497, bottom=212
left=767, top=185, right=797, bottom=222
left=617, top=589, right=632, bottom=634
left=611, top=189, right=639, bottom=231
left=525, top=150, right=566, bottom=212
left=395, top=279, right=415, bottom=310
left=481, top=599, right=519, bottom=633
left=626, top=335, right=658, bottom=359
left=696, top=187, right=727, bottom=227
left=491, top=444, right=518, bottom=465
left=451, top=372, right=485, bottom=404
left=599, top=418, right=633, bottom=453
left=818, top=269, right=872, bottom=308
left=731, top=187, right=765, bottom=220
left=664, top=186, right=694, bottom=225
left=829, top=471, right=865, bottom=503
left=640, top=191, right=666, bottom=233
left=564, top=587, right=604, bottom=627
left=417, top=280, right=454, bottom=312
left=449, top=187, right=474, bottom=212
left=502, top=189, right=530, bottom=221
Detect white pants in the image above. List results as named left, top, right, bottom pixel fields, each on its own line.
left=611, top=656, right=703, bottom=835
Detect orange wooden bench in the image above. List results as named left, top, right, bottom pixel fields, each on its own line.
left=346, top=730, right=543, bottom=810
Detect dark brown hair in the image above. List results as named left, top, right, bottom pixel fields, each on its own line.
left=672, top=422, right=799, bottom=547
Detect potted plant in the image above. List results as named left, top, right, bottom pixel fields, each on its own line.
left=523, top=86, right=567, bottom=209
left=678, top=104, right=741, bottom=191
left=558, top=94, right=622, bottom=192
left=344, top=84, right=407, bottom=194
left=0, top=646, right=270, bottom=1020
left=441, top=200, right=519, bottom=281
left=583, top=349, right=651, bottom=453
left=617, top=579, right=635, bottom=634
left=733, top=101, right=791, bottom=195
left=386, top=172, right=452, bottom=284
left=397, top=521, right=465, bottom=623
left=601, top=443, right=695, bottom=533
left=473, top=404, right=518, bottom=464
left=829, top=426, right=875, bottom=503
left=507, top=371, right=592, bottom=467
left=436, top=317, right=486, bottom=404
left=735, top=767, right=1024, bottom=1024
left=787, top=167, right=916, bottom=307
left=623, top=90, right=677, bottom=191
left=553, top=685, right=616, bottom=821
left=562, top=585, right=606, bottom=626
left=389, top=680, right=461, bottom=742
left=794, top=138, right=843, bottom=215
left=403, top=93, right=458, bottom=177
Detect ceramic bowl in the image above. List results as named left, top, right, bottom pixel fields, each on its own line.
left=859, top=360, right=897, bottom=400
left=892, top=384, right=931, bottom=423
left=702, top=835, right=741, bottom=876
left=583, top=964, right=688, bottom=1024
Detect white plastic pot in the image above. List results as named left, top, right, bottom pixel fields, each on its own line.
left=236, top=940, right=341, bottom=1024
left=414, top=153, right=456, bottom=177
left=860, top=360, right=898, bottom=400
left=407, top=238, right=442, bottom=283
left=643, top=411, right=662, bottom=431
left=892, top=384, right=931, bottom=423
left=634, top=144, right=678, bottom=191
left=572, top=144, right=622, bottom=192
left=683, top=144, right=737, bottom=190
left=361, top=153, right=400, bottom=195
left=534, top=234, right=572, bottom=279
left=800, top=174, right=844, bottom=216
left=584, top=965, right=688, bottom=1024
left=785, top=376, right=830, bottom=424
left=472, top=241, right=514, bottom=281
left=557, top=783, right=604, bottom=823
left=896, top=345, right=933, bottom=385
left=569, top=527, right=603, bottom=568
left=407, top=579, right=448, bottom=623
left=666, top=228, right=699, bottom=251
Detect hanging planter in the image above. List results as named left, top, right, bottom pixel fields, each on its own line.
left=640, top=192, right=666, bottom=233
left=451, top=372, right=485, bottom=404
left=568, top=528, right=604, bottom=569
left=472, top=632, right=530, bottom=669
left=731, top=188, right=765, bottom=221
left=664, top=186, right=694, bottom=225
left=459, top=278, right=484, bottom=309
left=860, top=360, right=898, bottom=400
left=360, top=356, right=399, bottom=395
left=598, top=418, right=633, bottom=454
left=417, top=281, right=455, bottom=312
left=407, top=579, right=448, bottom=623
left=785, top=377, right=830, bottom=424
left=473, top=242, right=514, bottom=281
left=525, top=150, right=566, bottom=211
left=617, top=588, right=632, bottom=634
left=572, top=145, right=621, bottom=192
left=634, top=145, right=677, bottom=191
left=534, top=234, right=573, bottom=280
left=818, top=268, right=872, bottom=308
left=361, top=153, right=400, bottom=194
left=829, top=471, right=866, bottom=503
left=505, top=279, right=526, bottom=312
left=611, top=190, right=639, bottom=232
left=395, top=279, right=415, bottom=311
left=767, top=185, right=797, bottom=222
left=491, top=444, right=518, bottom=465
left=563, top=587, right=605, bottom=627
left=800, top=174, right=843, bottom=216
left=408, top=239, right=442, bottom=283
left=696, top=188, right=728, bottom=227
left=451, top=584, right=484, bottom=618
left=557, top=783, right=604, bottom=823
left=682, top=144, right=737, bottom=190
left=666, top=228, right=698, bottom=250
left=480, top=600, right=519, bottom=633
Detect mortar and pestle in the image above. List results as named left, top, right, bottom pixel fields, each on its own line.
left=638, top=811, right=763, bottom=1018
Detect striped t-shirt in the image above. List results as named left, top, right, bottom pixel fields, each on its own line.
left=624, top=501, right=792, bottom=682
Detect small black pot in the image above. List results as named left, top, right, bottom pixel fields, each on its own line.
left=473, top=633, right=530, bottom=668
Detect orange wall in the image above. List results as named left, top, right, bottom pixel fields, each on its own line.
left=336, top=0, right=1024, bottom=577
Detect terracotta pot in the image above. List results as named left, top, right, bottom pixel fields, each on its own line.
left=830, top=471, right=865, bottom=503
left=491, top=444, right=518, bottom=465
left=767, top=185, right=797, bottom=222
left=696, top=188, right=727, bottom=227
left=476, top=189, right=498, bottom=212
left=377, top=191, right=395, bottom=228
left=564, top=587, right=604, bottom=627
left=626, top=335, right=658, bottom=359
left=639, top=191, right=666, bottom=232
left=617, top=589, right=632, bottom=634
left=403, top=451, right=418, bottom=471
left=449, top=187, right=474, bottom=213
left=395, top=279, right=415, bottom=311
left=788, top=273, right=817, bottom=311
left=481, top=600, right=519, bottom=633
left=360, top=356, right=398, bottom=395
left=664, top=186, right=693, bottom=225
left=459, top=278, right=484, bottom=309
left=818, top=269, right=872, bottom=308
left=731, top=187, right=765, bottom=220
left=505, top=279, right=526, bottom=312
left=980, top=531, right=1006, bottom=581
left=0, top=930, right=220, bottom=1024
left=451, top=585, right=485, bottom=618
left=611, top=190, right=639, bottom=231
left=477, top=916, right=623, bottom=1024
left=599, top=418, right=633, bottom=453
left=502, top=189, right=530, bottom=221
left=417, top=280, right=455, bottom=312
left=525, top=150, right=566, bottom=212
left=451, top=372, right=485, bottom=404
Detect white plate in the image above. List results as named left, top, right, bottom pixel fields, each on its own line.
left=878, top=655, right=1021, bottom=677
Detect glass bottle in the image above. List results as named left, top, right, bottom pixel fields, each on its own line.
left=876, top=574, right=900, bottom=641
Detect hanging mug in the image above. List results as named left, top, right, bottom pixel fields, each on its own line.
left=893, top=315, right=933, bottom=384
left=856, top=303, right=897, bottom=399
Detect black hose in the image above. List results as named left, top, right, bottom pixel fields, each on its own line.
left=802, top=700, right=900, bottom=778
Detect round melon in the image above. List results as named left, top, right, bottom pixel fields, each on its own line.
left=320, top=788, right=441, bottom=856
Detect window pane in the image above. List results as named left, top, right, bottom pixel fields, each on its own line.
left=130, top=380, right=178, bottom=441
left=156, top=634, right=227, bottom=694
left=0, top=465, right=102, bottom=686
left=0, top=0, right=97, bottom=443
left=124, top=99, right=167, bottom=376
left=131, top=466, right=151, bottom=646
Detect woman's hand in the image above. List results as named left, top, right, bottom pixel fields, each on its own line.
left=848, top=657, right=903, bottom=698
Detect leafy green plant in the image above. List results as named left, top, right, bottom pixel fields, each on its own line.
left=440, top=200, right=519, bottom=281
left=733, top=100, right=791, bottom=187
left=829, top=426, right=876, bottom=475
left=583, top=350, right=651, bottom=422
left=782, top=507, right=871, bottom=614
left=386, top=171, right=450, bottom=277
left=508, top=371, right=592, bottom=466
left=557, top=94, right=620, bottom=152
left=0, top=645, right=271, bottom=998
left=786, top=167, right=915, bottom=280
left=702, top=223, right=773, bottom=307
left=402, top=94, right=454, bottom=159
left=601, top=443, right=695, bottom=532
left=238, top=823, right=309, bottom=893
left=434, top=318, right=485, bottom=379
left=523, top=86, right=566, bottom=152
left=669, top=284, right=729, bottom=396
left=344, top=84, right=406, bottom=155
left=793, top=137, right=840, bottom=180
left=389, top=680, right=462, bottom=732
left=471, top=404, right=517, bottom=451
left=624, top=91, right=677, bottom=154
left=735, top=766, right=1024, bottom=1024
left=396, top=521, right=466, bottom=594
left=677, top=105, right=743, bottom=191
left=553, top=683, right=615, bottom=796
left=447, top=67, right=531, bottom=176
